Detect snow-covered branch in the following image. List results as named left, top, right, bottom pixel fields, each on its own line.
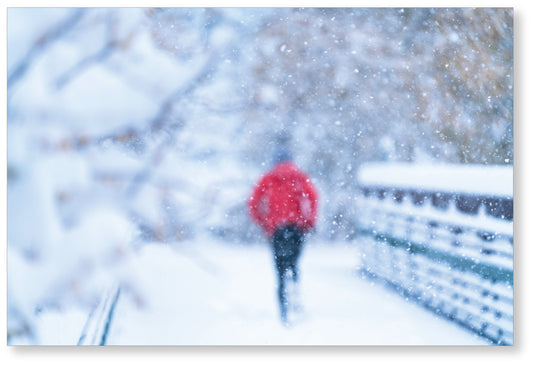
left=8, top=8, right=86, bottom=90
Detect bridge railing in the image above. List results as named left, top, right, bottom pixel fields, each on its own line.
left=355, top=165, right=513, bottom=345
left=77, top=282, right=121, bottom=346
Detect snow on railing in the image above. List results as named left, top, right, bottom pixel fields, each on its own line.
left=355, top=163, right=513, bottom=345
left=77, top=282, right=121, bottom=346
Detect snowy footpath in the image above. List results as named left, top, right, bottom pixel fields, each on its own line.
left=103, top=238, right=490, bottom=346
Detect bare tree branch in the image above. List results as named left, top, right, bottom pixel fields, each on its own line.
left=7, top=8, right=86, bottom=90
left=148, top=48, right=223, bottom=133
left=54, top=45, right=115, bottom=89
left=125, top=35, right=241, bottom=197
left=55, top=11, right=141, bottom=90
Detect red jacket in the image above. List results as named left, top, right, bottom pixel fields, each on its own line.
left=248, top=161, right=318, bottom=237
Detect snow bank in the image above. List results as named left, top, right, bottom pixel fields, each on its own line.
left=358, top=162, right=513, bottom=197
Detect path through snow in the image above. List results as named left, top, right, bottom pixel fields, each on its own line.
left=106, top=238, right=490, bottom=345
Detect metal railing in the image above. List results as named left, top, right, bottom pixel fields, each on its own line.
left=77, top=282, right=121, bottom=346
left=356, top=186, right=513, bottom=345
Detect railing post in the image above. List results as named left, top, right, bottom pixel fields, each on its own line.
left=77, top=282, right=121, bottom=346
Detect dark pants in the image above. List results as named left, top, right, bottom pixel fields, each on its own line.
left=272, top=225, right=304, bottom=322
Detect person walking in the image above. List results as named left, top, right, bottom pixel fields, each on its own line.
left=248, top=150, right=318, bottom=324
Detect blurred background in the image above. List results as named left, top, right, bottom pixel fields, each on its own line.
left=7, top=8, right=513, bottom=345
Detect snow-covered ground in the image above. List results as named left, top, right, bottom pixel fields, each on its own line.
left=68, top=237, right=491, bottom=346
